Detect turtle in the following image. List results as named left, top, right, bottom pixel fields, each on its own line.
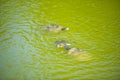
left=55, top=40, right=88, bottom=57
left=55, top=40, right=82, bottom=55
left=45, top=24, right=69, bottom=33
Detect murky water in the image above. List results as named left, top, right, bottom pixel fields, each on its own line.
left=0, top=0, right=120, bottom=80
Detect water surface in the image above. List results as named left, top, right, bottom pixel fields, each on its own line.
left=0, top=0, right=120, bottom=80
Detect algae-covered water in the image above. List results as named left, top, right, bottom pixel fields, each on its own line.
left=0, top=0, right=120, bottom=80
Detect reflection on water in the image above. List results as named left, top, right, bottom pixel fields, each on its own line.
left=0, top=0, right=120, bottom=80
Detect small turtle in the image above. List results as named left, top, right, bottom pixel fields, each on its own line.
left=55, top=40, right=71, bottom=48
left=45, top=24, right=69, bottom=33
left=55, top=40, right=82, bottom=55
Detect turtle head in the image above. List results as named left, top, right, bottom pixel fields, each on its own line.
left=55, top=40, right=71, bottom=48
left=61, top=27, right=69, bottom=31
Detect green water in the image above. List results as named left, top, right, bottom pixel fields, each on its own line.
left=0, top=0, right=120, bottom=80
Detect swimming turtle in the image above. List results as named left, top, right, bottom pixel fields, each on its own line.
left=55, top=40, right=82, bottom=55
left=55, top=40, right=71, bottom=48
left=44, top=24, right=69, bottom=33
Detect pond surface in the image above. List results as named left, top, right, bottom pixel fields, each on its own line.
left=0, top=0, right=120, bottom=80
